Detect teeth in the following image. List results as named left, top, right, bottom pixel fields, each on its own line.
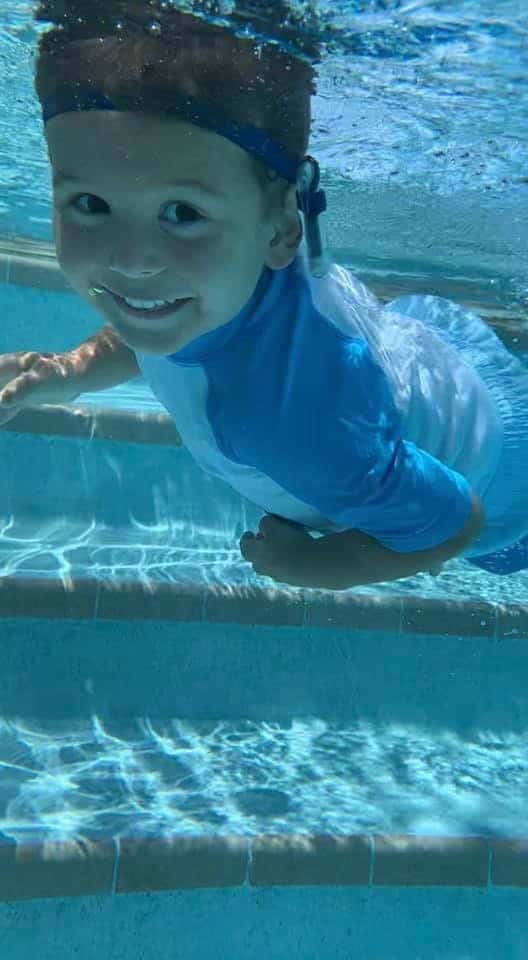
left=123, top=297, right=179, bottom=310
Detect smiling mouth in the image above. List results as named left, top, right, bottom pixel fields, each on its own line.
left=106, top=289, right=193, bottom=320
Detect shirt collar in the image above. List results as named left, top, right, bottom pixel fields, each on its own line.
left=166, top=257, right=297, bottom=365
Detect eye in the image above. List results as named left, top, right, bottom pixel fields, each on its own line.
left=70, top=194, right=108, bottom=215
left=162, top=202, right=204, bottom=226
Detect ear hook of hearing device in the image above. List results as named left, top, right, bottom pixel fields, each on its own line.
left=296, top=156, right=330, bottom=278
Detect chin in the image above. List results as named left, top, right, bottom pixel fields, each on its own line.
left=115, top=329, right=178, bottom=356
left=100, top=307, right=193, bottom=356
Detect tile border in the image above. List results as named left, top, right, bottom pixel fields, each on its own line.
left=0, top=833, right=526, bottom=901
left=0, top=402, right=181, bottom=446
left=1, top=575, right=528, bottom=640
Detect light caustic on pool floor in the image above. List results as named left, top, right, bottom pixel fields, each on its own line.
left=0, top=715, right=526, bottom=844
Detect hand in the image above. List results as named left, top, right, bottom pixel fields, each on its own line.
left=240, top=514, right=316, bottom=587
left=0, top=351, right=81, bottom=426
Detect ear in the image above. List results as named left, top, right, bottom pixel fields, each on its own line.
left=264, top=183, right=303, bottom=271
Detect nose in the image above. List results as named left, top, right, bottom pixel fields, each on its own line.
left=107, top=234, right=166, bottom=281
left=108, top=261, right=165, bottom=280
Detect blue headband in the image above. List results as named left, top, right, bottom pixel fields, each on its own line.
left=43, top=87, right=302, bottom=182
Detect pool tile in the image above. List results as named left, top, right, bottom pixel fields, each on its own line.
left=306, top=592, right=402, bottom=633
left=250, top=835, right=371, bottom=886
left=97, top=581, right=205, bottom=622
left=85, top=407, right=180, bottom=446
left=490, top=839, right=528, bottom=886
left=0, top=405, right=94, bottom=440
left=0, top=404, right=181, bottom=447
left=495, top=604, right=528, bottom=642
left=0, top=839, right=115, bottom=901
left=0, top=576, right=97, bottom=620
left=117, top=836, right=248, bottom=892
left=2, top=833, right=528, bottom=899
left=251, top=834, right=371, bottom=886
left=203, top=585, right=305, bottom=627
left=401, top=597, right=496, bottom=637
left=374, top=835, right=489, bottom=886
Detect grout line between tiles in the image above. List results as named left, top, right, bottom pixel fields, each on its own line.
left=93, top=580, right=101, bottom=620
left=492, top=602, right=498, bottom=640
left=368, top=835, right=375, bottom=886
left=245, top=838, right=253, bottom=887
left=111, top=837, right=120, bottom=895
left=302, top=596, right=309, bottom=629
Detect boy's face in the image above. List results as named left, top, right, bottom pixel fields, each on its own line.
left=46, top=111, right=298, bottom=355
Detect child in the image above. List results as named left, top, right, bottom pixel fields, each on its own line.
left=1, top=2, right=527, bottom=587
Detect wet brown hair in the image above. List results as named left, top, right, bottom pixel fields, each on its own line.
left=34, top=1, right=319, bottom=195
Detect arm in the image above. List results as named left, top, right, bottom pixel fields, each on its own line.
left=241, top=495, right=486, bottom=591
left=0, top=327, right=140, bottom=425
left=306, top=493, right=486, bottom=590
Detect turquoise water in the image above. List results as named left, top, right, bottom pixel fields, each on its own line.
left=0, top=3, right=528, bottom=955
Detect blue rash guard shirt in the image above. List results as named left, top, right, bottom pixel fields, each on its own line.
left=135, top=246, right=507, bottom=555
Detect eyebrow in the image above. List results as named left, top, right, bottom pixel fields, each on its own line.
left=52, top=173, right=226, bottom=199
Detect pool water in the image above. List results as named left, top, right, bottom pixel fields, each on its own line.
left=1, top=2, right=528, bottom=956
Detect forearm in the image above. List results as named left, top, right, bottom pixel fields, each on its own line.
left=310, top=494, right=486, bottom=590
left=64, top=326, right=140, bottom=398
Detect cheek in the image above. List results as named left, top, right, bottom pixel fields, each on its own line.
left=194, top=232, right=260, bottom=293
left=54, top=216, right=94, bottom=281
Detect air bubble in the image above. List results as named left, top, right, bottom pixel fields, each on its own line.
left=147, top=19, right=162, bottom=36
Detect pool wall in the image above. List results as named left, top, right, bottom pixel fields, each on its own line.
left=0, top=879, right=526, bottom=960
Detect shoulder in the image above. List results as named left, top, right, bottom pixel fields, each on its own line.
left=297, top=253, right=382, bottom=342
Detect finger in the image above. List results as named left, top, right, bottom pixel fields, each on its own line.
left=0, top=352, right=41, bottom=383
left=0, top=371, right=38, bottom=405
left=258, top=515, right=279, bottom=536
left=240, top=531, right=259, bottom=562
